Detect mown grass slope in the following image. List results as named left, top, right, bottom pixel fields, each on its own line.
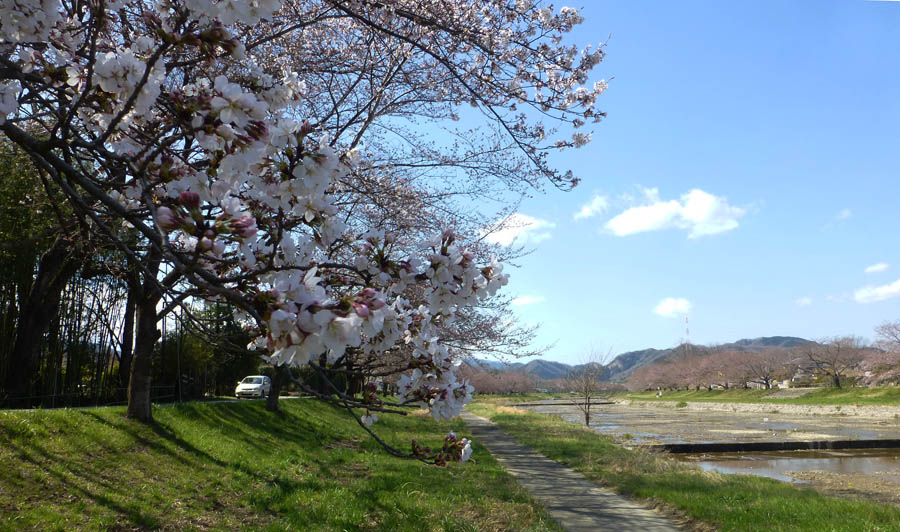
left=0, top=399, right=560, bottom=532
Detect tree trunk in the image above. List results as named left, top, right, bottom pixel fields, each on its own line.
left=4, top=238, right=81, bottom=407
left=118, top=286, right=136, bottom=394
left=315, top=352, right=329, bottom=394
left=126, top=252, right=161, bottom=422
left=126, top=290, right=160, bottom=421
left=832, top=374, right=842, bottom=389
left=266, top=365, right=287, bottom=412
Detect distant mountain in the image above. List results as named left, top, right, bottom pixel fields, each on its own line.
left=602, top=336, right=814, bottom=382
left=468, top=336, right=813, bottom=383
left=464, top=358, right=510, bottom=370
left=730, top=336, right=813, bottom=350
left=465, top=358, right=569, bottom=380
left=519, top=359, right=572, bottom=380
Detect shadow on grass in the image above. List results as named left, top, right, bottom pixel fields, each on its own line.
left=0, top=401, right=344, bottom=530
left=2, top=400, right=538, bottom=532
left=4, top=438, right=161, bottom=529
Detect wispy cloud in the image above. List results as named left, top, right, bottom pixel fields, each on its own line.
left=854, top=279, right=900, bottom=303
left=795, top=296, right=813, bottom=307
left=654, top=297, right=692, bottom=318
left=865, top=262, right=890, bottom=274
left=837, top=208, right=853, bottom=220
left=573, top=194, right=609, bottom=220
left=512, top=295, right=546, bottom=306
left=605, top=187, right=746, bottom=238
left=482, top=213, right=555, bottom=246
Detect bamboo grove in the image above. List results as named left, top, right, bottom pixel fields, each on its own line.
left=0, top=140, right=260, bottom=407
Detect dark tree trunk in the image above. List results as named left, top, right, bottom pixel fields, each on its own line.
left=315, top=352, right=329, bottom=394
left=345, top=357, right=363, bottom=396
left=4, top=238, right=81, bottom=407
left=832, top=374, right=842, bottom=389
left=266, top=365, right=288, bottom=412
left=118, top=283, right=136, bottom=393
left=126, top=252, right=161, bottom=422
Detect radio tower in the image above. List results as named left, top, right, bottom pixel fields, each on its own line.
left=683, top=314, right=692, bottom=359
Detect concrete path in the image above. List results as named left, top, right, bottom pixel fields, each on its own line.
left=461, top=411, right=681, bottom=532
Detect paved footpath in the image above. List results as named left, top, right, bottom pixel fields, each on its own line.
left=461, top=411, right=681, bottom=532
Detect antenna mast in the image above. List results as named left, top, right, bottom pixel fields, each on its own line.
left=684, top=314, right=692, bottom=358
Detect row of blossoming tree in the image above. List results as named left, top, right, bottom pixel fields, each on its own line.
left=0, top=0, right=606, bottom=461
left=627, top=332, right=900, bottom=392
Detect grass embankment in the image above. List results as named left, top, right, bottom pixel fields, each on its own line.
left=621, top=386, right=900, bottom=406
left=472, top=393, right=565, bottom=405
left=0, top=400, right=561, bottom=532
left=468, top=402, right=900, bottom=532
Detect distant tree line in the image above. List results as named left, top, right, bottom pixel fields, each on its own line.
left=627, top=328, right=900, bottom=392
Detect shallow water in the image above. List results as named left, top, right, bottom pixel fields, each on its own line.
left=680, top=449, right=900, bottom=483
left=527, top=402, right=900, bottom=445
left=524, top=401, right=900, bottom=483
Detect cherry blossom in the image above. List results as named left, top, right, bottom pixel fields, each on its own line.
left=0, top=0, right=605, bottom=455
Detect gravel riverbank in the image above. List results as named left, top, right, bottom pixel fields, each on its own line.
left=615, top=398, right=900, bottom=420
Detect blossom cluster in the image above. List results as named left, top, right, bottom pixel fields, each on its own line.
left=412, top=431, right=472, bottom=465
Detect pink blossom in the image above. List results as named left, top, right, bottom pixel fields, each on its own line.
left=155, top=206, right=180, bottom=231
left=229, top=215, right=257, bottom=239
left=179, top=190, right=200, bottom=210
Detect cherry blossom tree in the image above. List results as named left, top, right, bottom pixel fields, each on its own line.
left=804, top=336, right=866, bottom=389
left=876, top=320, right=900, bottom=353
left=742, top=348, right=791, bottom=390
left=0, top=0, right=606, bottom=460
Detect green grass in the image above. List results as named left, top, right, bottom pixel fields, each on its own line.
left=468, top=401, right=900, bottom=532
left=619, top=386, right=900, bottom=406
left=0, top=400, right=562, bottom=532
left=473, top=393, right=569, bottom=405
left=774, top=387, right=900, bottom=405
left=622, top=389, right=770, bottom=403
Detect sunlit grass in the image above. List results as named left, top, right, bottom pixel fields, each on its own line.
left=469, top=401, right=900, bottom=532
left=0, top=400, right=561, bottom=532
left=619, top=387, right=900, bottom=406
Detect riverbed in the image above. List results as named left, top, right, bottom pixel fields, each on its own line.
left=521, top=399, right=900, bottom=505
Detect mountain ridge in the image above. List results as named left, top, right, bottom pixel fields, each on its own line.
left=467, top=336, right=814, bottom=382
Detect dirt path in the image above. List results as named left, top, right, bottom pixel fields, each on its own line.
left=461, top=411, right=682, bottom=532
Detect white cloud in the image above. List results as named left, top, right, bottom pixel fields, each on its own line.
left=605, top=188, right=746, bottom=238
left=865, top=262, right=889, bottom=274
left=795, top=296, right=813, bottom=307
left=482, top=213, right=555, bottom=246
left=654, top=297, right=692, bottom=318
left=837, top=208, right=853, bottom=220
left=573, top=194, right=609, bottom=220
left=854, top=279, right=900, bottom=304
left=512, top=295, right=546, bottom=306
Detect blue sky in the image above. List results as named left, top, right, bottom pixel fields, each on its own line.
left=486, top=0, right=900, bottom=364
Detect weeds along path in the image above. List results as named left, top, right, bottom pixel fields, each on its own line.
left=461, top=411, right=681, bottom=532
